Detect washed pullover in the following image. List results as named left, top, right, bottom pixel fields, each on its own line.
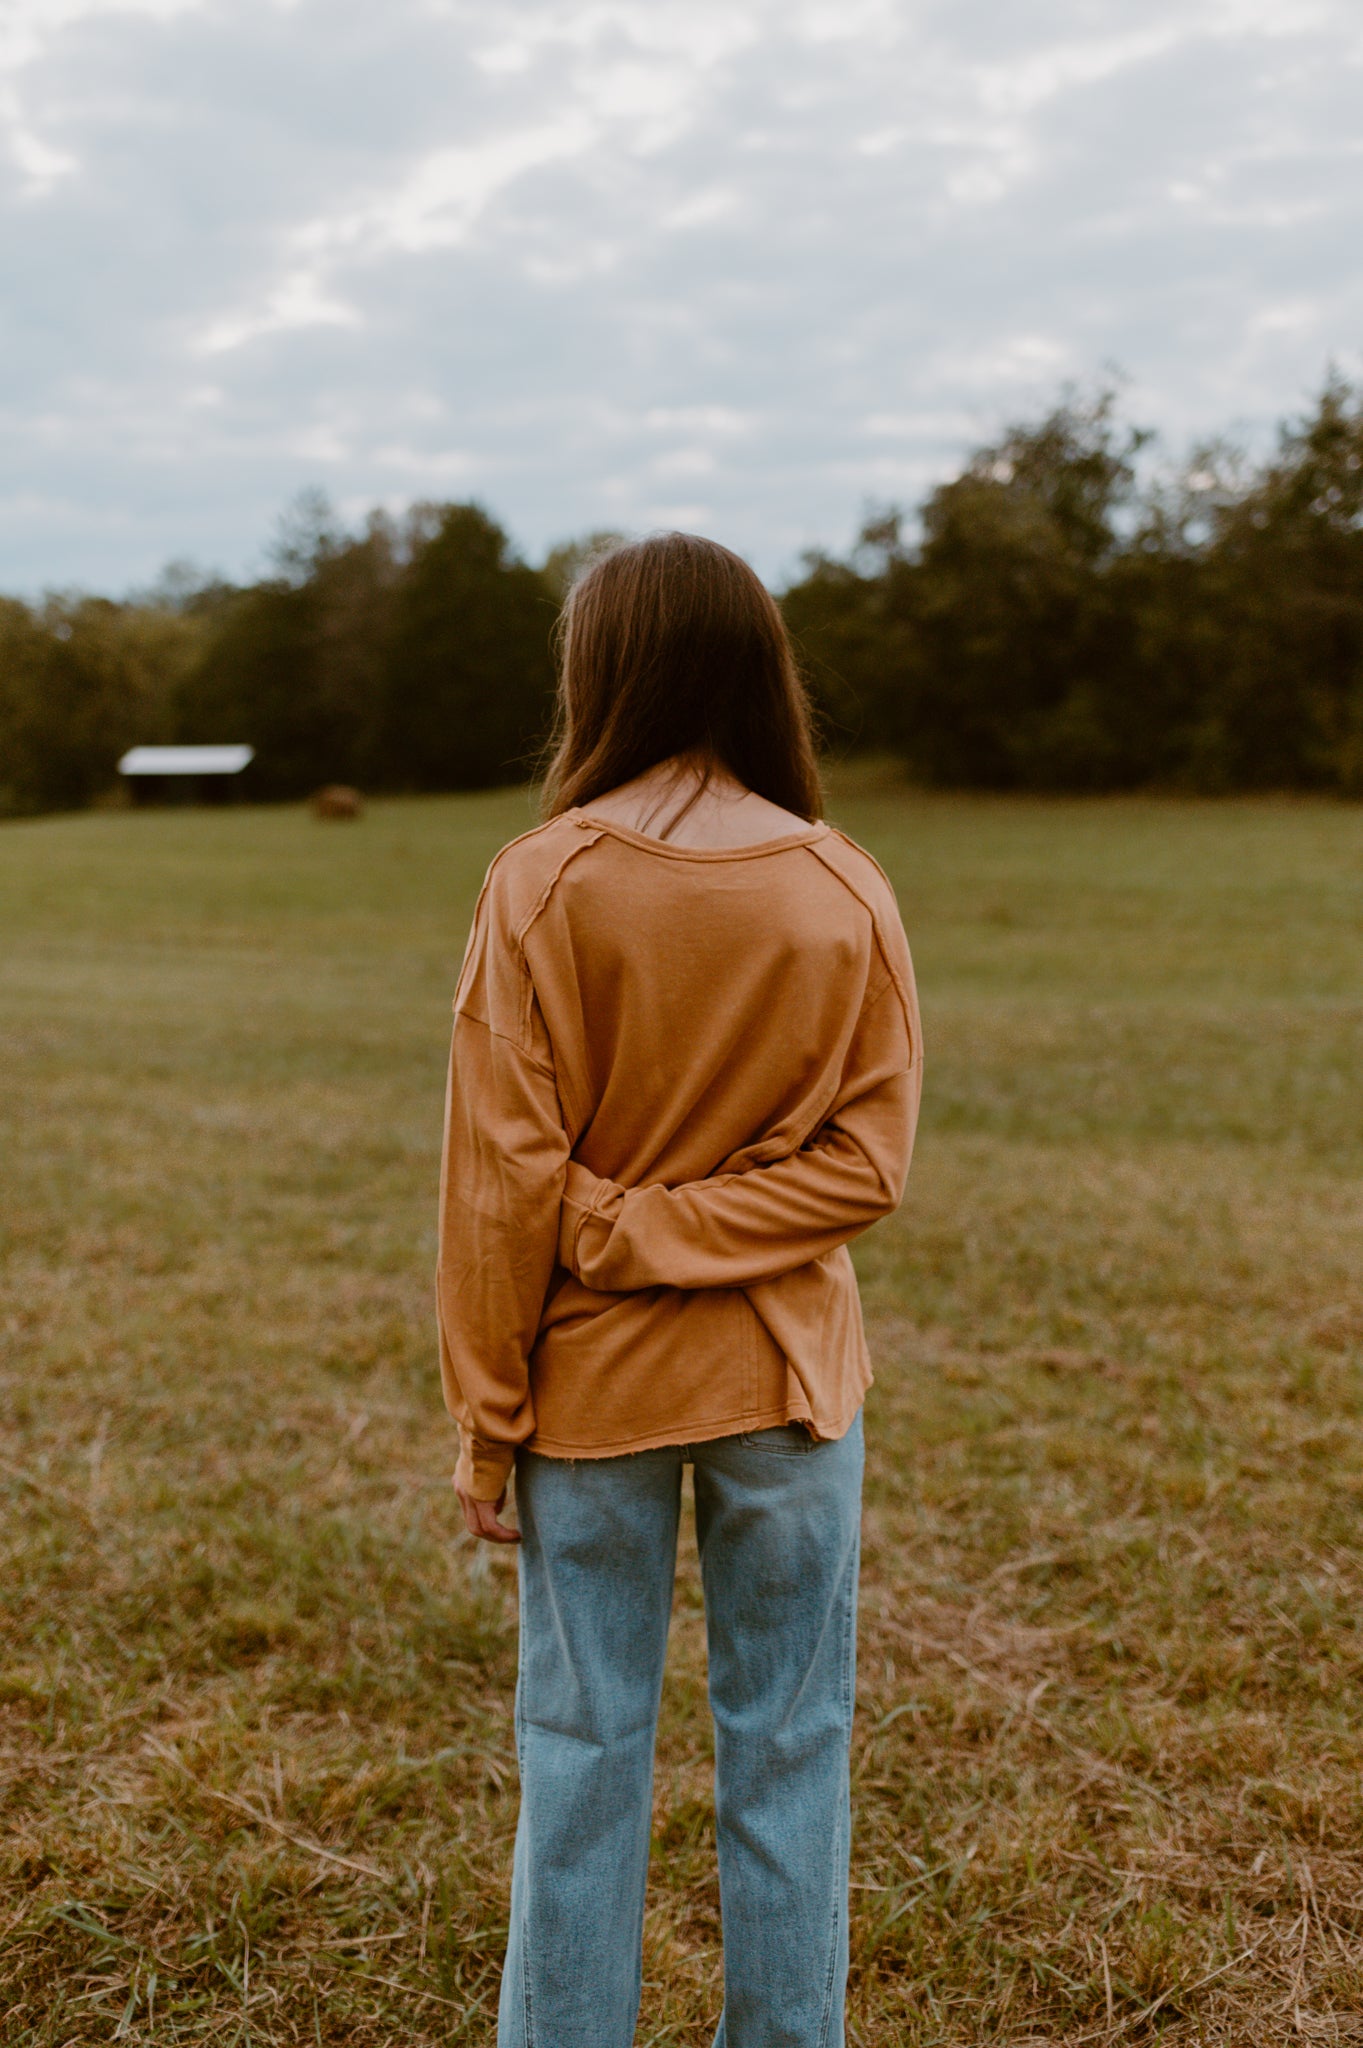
left=438, top=808, right=923, bottom=1500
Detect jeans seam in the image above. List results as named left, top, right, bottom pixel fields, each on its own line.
left=816, top=1789, right=845, bottom=2048
left=818, top=1540, right=858, bottom=2048
left=513, top=1690, right=535, bottom=2048
left=521, top=1937, right=534, bottom=2048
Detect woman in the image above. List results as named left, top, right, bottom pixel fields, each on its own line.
left=437, top=532, right=922, bottom=2048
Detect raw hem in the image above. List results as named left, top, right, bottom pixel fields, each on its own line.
left=519, top=1386, right=871, bottom=1463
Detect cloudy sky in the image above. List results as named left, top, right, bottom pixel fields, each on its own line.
left=3, top=0, right=1361, bottom=593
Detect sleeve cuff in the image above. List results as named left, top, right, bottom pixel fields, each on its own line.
left=454, top=1434, right=516, bottom=1502
left=557, top=1159, right=625, bottom=1281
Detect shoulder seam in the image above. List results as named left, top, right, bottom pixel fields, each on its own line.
left=823, top=823, right=897, bottom=893
left=478, top=812, right=581, bottom=891
left=512, top=825, right=605, bottom=1134
left=458, top=818, right=581, bottom=1006
left=487, top=811, right=573, bottom=860
left=803, top=837, right=916, bottom=1057
left=472, top=819, right=604, bottom=1074
left=513, top=823, right=606, bottom=952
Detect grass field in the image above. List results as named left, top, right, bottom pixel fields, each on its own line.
left=3, top=776, right=1363, bottom=2045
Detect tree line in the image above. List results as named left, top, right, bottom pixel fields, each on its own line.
left=2, top=375, right=1361, bottom=815
left=0, top=498, right=575, bottom=814
left=787, top=375, right=1363, bottom=794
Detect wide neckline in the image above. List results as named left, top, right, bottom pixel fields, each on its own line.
left=567, top=808, right=829, bottom=862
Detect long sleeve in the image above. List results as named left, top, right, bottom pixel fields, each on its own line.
left=558, top=964, right=922, bottom=1294
left=437, top=876, right=569, bottom=1501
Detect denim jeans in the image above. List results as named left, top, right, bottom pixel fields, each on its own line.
left=497, top=1408, right=864, bottom=2048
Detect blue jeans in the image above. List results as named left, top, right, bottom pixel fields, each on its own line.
left=497, top=1409, right=864, bottom=2048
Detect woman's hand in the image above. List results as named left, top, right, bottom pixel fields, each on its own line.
left=456, top=1484, right=521, bottom=1544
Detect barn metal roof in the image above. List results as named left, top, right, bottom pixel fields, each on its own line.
left=118, top=745, right=255, bottom=776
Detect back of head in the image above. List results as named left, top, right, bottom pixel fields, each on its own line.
left=542, top=532, right=823, bottom=820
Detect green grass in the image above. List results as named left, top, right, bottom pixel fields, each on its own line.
left=2, top=777, right=1362, bottom=2044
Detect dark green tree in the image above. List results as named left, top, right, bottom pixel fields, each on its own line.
left=541, top=530, right=626, bottom=602
left=1197, top=375, right=1363, bottom=791
left=904, top=390, right=1151, bottom=788
left=378, top=503, right=557, bottom=790
left=780, top=393, right=1159, bottom=788
left=0, top=594, right=196, bottom=814
left=781, top=515, right=909, bottom=755
left=180, top=498, right=402, bottom=797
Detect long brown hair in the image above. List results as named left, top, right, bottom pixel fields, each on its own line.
left=541, top=532, right=823, bottom=820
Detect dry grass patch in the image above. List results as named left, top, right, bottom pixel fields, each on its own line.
left=2, top=785, right=1362, bottom=2042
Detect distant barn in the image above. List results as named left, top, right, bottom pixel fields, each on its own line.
left=118, top=745, right=255, bottom=805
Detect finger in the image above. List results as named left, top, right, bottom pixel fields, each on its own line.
left=456, top=1488, right=520, bottom=1544
left=472, top=1499, right=520, bottom=1544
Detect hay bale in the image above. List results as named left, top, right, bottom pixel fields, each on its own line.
left=311, top=785, right=364, bottom=820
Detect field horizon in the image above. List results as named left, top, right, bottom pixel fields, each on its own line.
left=3, top=780, right=1362, bottom=2044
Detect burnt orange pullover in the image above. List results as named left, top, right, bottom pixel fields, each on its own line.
left=437, top=809, right=923, bottom=1500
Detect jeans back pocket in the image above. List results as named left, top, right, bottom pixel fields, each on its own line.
left=738, top=1422, right=818, bottom=1457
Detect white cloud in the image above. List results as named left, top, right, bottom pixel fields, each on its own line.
left=0, top=0, right=206, bottom=191
left=652, top=447, right=718, bottom=478
left=299, top=116, right=603, bottom=258
left=4, top=110, right=77, bottom=192
left=2, top=0, right=1362, bottom=590
left=643, top=406, right=754, bottom=435
left=372, top=443, right=477, bottom=478
left=789, top=0, right=902, bottom=47
left=662, top=187, right=739, bottom=230
left=0, top=0, right=202, bottom=59
left=1247, top=299, right=1320, bottom=335
left=195, top=270, right=361, bottom=355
